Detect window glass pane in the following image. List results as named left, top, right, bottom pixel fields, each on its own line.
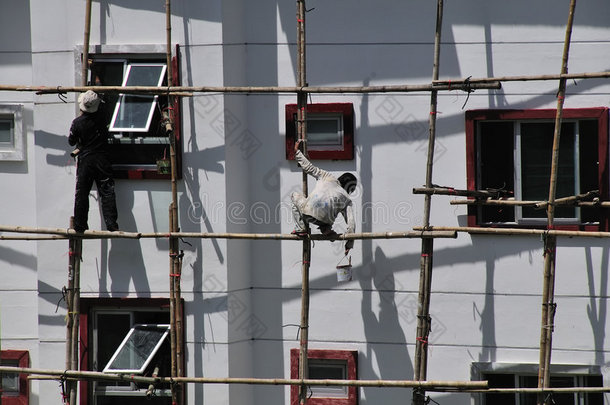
left=96, top=313, right=132, bottom=371
left=478, top=121, right=515, bottom=223
left=579, top=120, right=599, bottom=223
left=520, top=122, right=576, bottom=219
left=0, top=120, right=12, bottom=144
left=104, top=324, right=169, bottom=373
left=308, top=118, right=341, bottom=146
left=483, top=373, right=515, bottom=405
left=0, top=359, right=19, bottom=394
left=308, top=359, right=348, bottom=398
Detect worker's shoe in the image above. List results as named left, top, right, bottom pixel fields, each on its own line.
left=291, top=230, right=308, bottom=237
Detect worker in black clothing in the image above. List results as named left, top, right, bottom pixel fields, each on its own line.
left=69, top=90, right=119, bottom=233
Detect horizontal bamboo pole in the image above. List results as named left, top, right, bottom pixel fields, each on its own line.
left=0, top=366, right=485, bottom=390
left=475, top=387, right=610, bottom=394
left=0, top=81, right=500, bottom=96
left=450, top=199, right=610, bottom=208
left=0, top=225, right=456, bottom=240
left=434, top=69, right=610, bottom=85
left=414, top=226, right=610, bottom=238
left=413, top=187, right=504, bottom=199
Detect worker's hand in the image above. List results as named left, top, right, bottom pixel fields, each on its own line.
left=294, top=139, right=303, bottom=154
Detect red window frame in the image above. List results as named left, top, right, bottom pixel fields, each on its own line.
left=1, top=350, right=30, bottom=405
left=290, top=349, right=358, bottom=405
left=465, top=108, right=609, bottom=231
left=78, top=297, right=179, bottom=405
left=285, top=103, right=355, bottom=160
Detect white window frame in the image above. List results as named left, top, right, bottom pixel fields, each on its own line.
left=109, top=63, right=167, bottom=133
left=0, top=104, right=25, bottom=161
left=514, top=119, right=581, bottom=224
left=472, top=362, right=604, bottom=405
left=103, top=323, right=170, bottom=374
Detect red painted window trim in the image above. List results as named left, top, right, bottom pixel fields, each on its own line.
left=465, top=107, right=609, bottom=231
left=290, top=349, right=358, bottom=405
left=1, top=350, right=30, bottom=405
left=78, top=297, right=177, bottom=405
left=286, top=103, right=355, bottom=160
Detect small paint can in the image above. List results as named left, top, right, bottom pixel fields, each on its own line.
left=336, top=255, right=352, bottom=282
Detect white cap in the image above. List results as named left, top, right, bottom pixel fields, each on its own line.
left=78, top=90, right=100, bottom=113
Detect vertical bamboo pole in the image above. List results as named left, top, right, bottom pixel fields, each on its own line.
left=81, top=0, right=92, bottom=86
left=296, top=1, right=311, bottom=404
left=69, top=237, right=82, bottom=405
left=537, top=1, right=577, bottom=403
left=64, top=218, right=76, bottom=405
left=413, top=3, right=443, bottom=405
left=165, top=1, right=183, bottom=404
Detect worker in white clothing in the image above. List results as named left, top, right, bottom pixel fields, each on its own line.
left=291, top=140, right=357, bottom=255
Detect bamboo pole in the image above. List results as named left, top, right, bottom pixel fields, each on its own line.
left=413, top=226, right=610, bottom=239
left=68, top=236, right=82, bottom=405
left=64, top=219, right=76, bottom=405
left=413, top=187, right=505, bottom=199
left=434, top=70, right=610, bottom=86
left=0, top=82, right=500, bottom=95
left=538, top=2, right=577, bottom=401
left=295, top=1, right=311, bottom=404
left=450, top=199, right=609, bottom=208
left=0, top=365, right=487, bottom=390
left=0, top=226, right=457, bottom=240
left=81, top=0, right=92, bottom=87
left=413, top=4, right=443, bottom=405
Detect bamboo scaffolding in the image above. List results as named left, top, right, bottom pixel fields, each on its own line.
left=0, top=226, right=457, bottom=240
left=0, top=82, right=500, bottom=95
left=0, top=365, right=486, bottom=390
left=413, top=3, right=443, bottom=405
left=538, top=2, right=577, bottom=401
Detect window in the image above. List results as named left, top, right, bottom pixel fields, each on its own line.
left=286, top=103, right=355, bottom=160
left=1, top=350, right=29, bottom=405
left=474, top=363, right=603, bottom=405
left=290, top=349, right=358, bottom=405
left=87, top=53, right=181, bottom=179
left=465, top=108, right=609, bottom=230
left=0, top=104, right=25, bottom=161
left=79, top=298, right=176, bottom=405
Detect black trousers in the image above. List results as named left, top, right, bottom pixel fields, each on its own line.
left=73, top=153, right=118, bottom=232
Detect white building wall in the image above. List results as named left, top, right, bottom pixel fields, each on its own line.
left=1, top=1, right=610, bottom=404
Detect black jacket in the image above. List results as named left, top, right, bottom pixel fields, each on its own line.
left=68, top=111, right=109, bottom=159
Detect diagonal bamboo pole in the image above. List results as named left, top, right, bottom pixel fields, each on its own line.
left=413, top=3, right=443, bottom=405
left=538, top=1, right=577, bottom=402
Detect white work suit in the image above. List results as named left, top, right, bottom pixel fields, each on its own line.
left=291, top=150, right=355, bottom=250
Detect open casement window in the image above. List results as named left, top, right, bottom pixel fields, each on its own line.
left=465, top=108, right=609, bottom=231
left=88, top=54, right=181, bottom=180
left=79, top=299, right=176, bottom=405
left=1, top=350, right=29, bottom=405
left=103, top=324, right=170, bottom=374
left=474, top=363, right=603, bottom=405
left=286, top=103, right=355, bottom=160
left=109, top=64, right=167, bottom=132
left=290, top=349, right=358, bottom=405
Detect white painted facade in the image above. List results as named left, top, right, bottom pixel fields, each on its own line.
left=1, top=1, right=610, bottom=404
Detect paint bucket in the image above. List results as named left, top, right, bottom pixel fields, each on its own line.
left=336, top=255, right=352, bottom=282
